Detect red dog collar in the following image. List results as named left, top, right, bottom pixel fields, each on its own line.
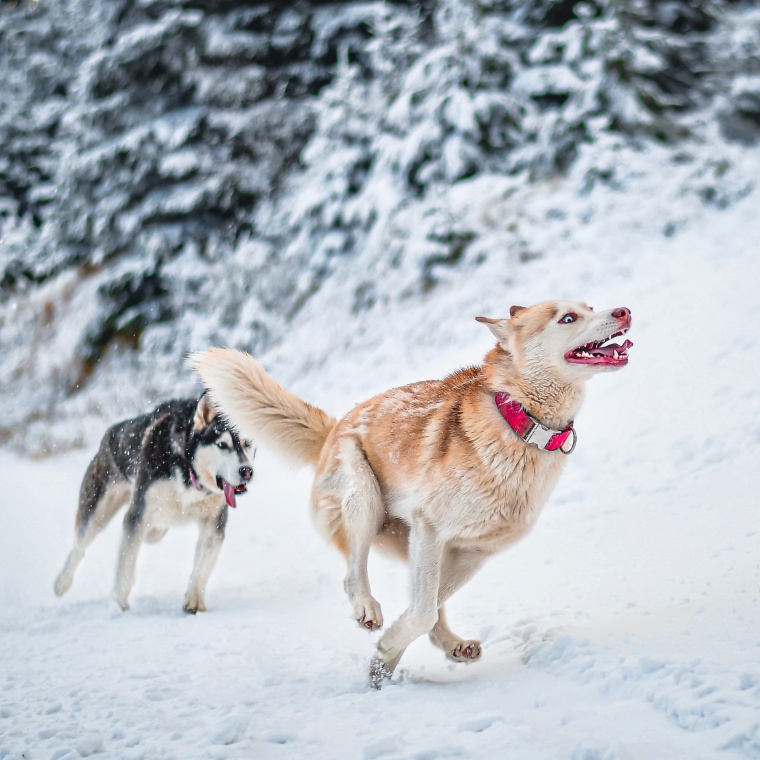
left=495, top=392, right=577, bottom=454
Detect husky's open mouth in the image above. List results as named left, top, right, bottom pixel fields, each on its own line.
left=216, top=476, right=247, bottom=508
left=565, top=328, right=633, bottom=366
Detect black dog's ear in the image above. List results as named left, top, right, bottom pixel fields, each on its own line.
left=193, top=393, right=218, bottom=431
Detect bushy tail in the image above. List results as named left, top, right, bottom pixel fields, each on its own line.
left=189, top=348, right=336, bottom=465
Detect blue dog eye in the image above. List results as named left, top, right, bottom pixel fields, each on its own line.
left=559, top=313, right=577, bottom=324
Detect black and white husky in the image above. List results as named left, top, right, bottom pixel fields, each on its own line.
left=54, top=395, right=254, bottom=613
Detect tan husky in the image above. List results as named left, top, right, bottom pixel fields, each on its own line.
left=191, top=300, right=632, bottom=687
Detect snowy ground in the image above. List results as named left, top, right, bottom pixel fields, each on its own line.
left=2, top=143, right=760, bottom=758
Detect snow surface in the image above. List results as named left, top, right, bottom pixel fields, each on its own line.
left=2, top=140, right=760, bottom=757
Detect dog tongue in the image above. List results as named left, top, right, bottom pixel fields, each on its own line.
left=597, top=339, right=634, bottom=357
left=222, top=480, right=237, bottom=508
left=189, top=469, right=203, bottom=491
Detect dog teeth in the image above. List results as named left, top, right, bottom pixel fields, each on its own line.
left=613, top=351, right=619, bottom=359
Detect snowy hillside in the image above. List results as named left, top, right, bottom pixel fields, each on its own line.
left=1, top=179, right=760, bottom=757
left=2, top=0, right=760, bottom=451
left=2, top=0, right=760, bottom=757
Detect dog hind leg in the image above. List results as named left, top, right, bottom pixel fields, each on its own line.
left=183, top=511, right=227, bottom=614
left=112, top=488, right=149, bottom=611
left=314, top=436, right=385, bottom=630
left=54, top=472, right=131, bottom=597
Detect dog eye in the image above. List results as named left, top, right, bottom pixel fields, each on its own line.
left=244, top=440, right=253, bottom=449
left=216, top=442, right=229, bottom=450
left=559, top=313, right=578, bottom=324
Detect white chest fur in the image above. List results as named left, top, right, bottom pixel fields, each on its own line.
left=389, top=444, right=566, bottom=553
left=142, top=473, right=225, bottom=527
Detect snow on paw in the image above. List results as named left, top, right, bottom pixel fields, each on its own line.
left=449, top=640, right=482, bottom=663
left=369, top=655, right=394, bottom=690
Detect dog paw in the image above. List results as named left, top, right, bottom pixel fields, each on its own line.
left=183, top=593, right=206, bottom=614
left=53, top=574, right=71, bottom=597
left=448, top=640, right=482, bottom=663
left=369, top=656, right=394, bottom=690
left=354, top=598, right=383, bottom=631
left=111, top=596, right=130, bottom=612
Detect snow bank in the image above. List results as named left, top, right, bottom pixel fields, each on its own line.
left=1, top=162, right=759, bottom=756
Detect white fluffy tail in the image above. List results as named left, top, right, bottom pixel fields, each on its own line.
left=189, top=348, right=336, bottom=465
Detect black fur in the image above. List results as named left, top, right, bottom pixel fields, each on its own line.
left=57, top=395, right=253, bottom=613
left=78, top=397, right=245, bottom=534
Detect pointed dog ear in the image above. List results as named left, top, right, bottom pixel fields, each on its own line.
left=193, top=393, right=218, bottom=431
left=509, top=305, right=526, bottom=318
left=475, top=315, right=512, bottom=349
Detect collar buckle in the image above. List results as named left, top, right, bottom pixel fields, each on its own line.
left=523, top=418, right=557, bottom=450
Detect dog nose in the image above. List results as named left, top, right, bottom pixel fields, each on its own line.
left=239, top=466, right=253, bottom=481
left=612, top=307, right=631, bottom=324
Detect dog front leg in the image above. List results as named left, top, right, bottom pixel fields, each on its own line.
left=183, top=510, right=226, bottom=614
left=112, top=494, right=147, bottom=611
left=370, top=513, right=443, bottom=688
left=429, top=547, right=485, bottom=663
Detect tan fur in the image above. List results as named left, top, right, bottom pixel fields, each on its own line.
left=189, top=349, right=336, bottom=465
left=192, top=300, right=632, bottom=684
left=193, top=394, right=218, bottom=430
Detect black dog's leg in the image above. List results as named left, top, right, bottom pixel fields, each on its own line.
left=112, top=482, right=149, bottom=611
left=183, top=507, right=227, bottom=613
left=55, top=445, right=131, bottom=597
